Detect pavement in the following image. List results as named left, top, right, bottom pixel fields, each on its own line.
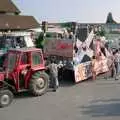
left=1, top=77, right=120, bottom=120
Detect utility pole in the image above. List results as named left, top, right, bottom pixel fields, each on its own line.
left=41, top=21, right=48, bottom=49
left=71, top=22, right=77, bottom=42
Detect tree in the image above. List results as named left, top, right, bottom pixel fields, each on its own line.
left=35, top=32, right=45, bottom=49
left=95, top=30, right=106, bottom=36
left=95, top=27, right=106, bottom=37
left=60, top=22, right=77, bottom=33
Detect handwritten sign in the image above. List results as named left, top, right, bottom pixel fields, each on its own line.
left=74, top=59, right=108, bottom=83
left=74, top=61, right=92, bottom=82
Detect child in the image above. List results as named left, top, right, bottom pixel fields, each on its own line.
left=91, top=55, right=96, bottom=80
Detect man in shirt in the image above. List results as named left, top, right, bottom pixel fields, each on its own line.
left=114, top=49, right=120, bottom=80
left=47, top=59, right=59, bottom=91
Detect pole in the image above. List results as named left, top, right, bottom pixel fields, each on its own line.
left=42, top=21, right=48, bottom=50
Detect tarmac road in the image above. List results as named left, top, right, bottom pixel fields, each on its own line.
left=1, top=77, right=120, bottom=120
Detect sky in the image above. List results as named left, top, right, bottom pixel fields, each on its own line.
left=12, top=0, right=120, bottom=23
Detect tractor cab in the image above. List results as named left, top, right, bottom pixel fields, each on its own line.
left=0, top=48, right=49, bottom=107
left=5, top=48, right=45, bottom=73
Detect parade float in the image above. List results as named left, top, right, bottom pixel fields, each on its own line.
left=43, top=23, right=110, bottom=83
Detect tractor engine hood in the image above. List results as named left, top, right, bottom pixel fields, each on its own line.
left=0, top=72, right=5, bottom=81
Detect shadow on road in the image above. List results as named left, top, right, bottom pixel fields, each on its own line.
left=15, top=80, right=75, bottom=100
left=90, top=98, right=120, bottom=103
left=80, top=99, right=120, bottom=117
left=15, top=92, right=34, bottom=99
left=59, top=78, right=75, bottom=87
left=59, top=69, right=75, bottom=87
left=15, top=73, right=75, bottom=100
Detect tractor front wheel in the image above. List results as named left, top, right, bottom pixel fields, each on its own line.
left=29, top=72, right=49, bottom=96
left=0, top=90, right=13, bottom=108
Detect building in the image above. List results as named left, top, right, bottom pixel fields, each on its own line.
left=0, top=0, right=40, bottom=50
left=0, top=0, right=39, bottom=31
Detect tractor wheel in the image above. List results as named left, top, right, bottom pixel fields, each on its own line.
left=0, top=90, right=13, bottom=108
left=29, top=72, right=49, bottom=96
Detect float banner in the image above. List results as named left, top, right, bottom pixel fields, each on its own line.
left=94, top=58, right=108, bottom=75
left=74, top=58, right=108, bottom=83
left=74, top=61, right=92, bottom=82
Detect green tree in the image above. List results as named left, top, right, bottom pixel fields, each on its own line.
left=60, top=22, right=72, bottom=28
left=95, top=28, right=106, bottom=37
left=35, top=32, right=45, bottom=49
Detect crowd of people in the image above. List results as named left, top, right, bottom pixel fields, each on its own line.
left=110, top=49, right=120, bottom=80
left=45, top=41, right=120, bottom=92
left=91, top=48, right=120, bottom=81
left=45, top=56, right=73, bottom=92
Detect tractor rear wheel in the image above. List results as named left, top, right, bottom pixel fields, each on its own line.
left=29, top=72, right=49, bottom=96
left=0, top=90, right=13, bottom=108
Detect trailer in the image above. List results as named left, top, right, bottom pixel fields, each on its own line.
left=44, top=24, right=110, bottom=83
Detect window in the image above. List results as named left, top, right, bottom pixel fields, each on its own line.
left=32, top=52, right=42, bottom=65
left=0, top=36, right=26, bottom=49
left=8, top=53, right=17, bottom=71
left=21, top=53, right=28, bottom=65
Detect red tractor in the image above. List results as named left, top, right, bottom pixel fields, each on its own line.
left=0, top=48, right=49, bottom=107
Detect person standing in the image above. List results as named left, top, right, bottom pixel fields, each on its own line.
left=58, top=60, right=64, bottom=81
left=118, top=48, right=120, bottom=73
left=47, top=59, right=59, bottom=92
left=91, top=55, right=96, bottom=80
left=114, top=49, right=120, bottom=80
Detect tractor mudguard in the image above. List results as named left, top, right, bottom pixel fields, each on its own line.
left=31, top=66, right=46, bottom=71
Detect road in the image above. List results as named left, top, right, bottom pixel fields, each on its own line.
left=1, top=77, right=120, bottom=120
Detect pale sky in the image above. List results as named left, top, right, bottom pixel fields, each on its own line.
left=12, top=0, right=120, bottom=23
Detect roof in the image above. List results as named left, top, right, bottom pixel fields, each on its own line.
left=9, top=48, right=42, bottom=53
left=47, top=27, right=65, bottom=34
left=29, top=28, right=42, bottom=32
left=0, top=0, right=20, bottom=14
left=0, top=15, right=40, bottom=30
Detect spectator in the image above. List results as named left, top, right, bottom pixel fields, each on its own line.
left=46, top=59, right=59, bottom=91
left=113, top=49, right=120, bottom=80
left=106, top=52, right=115, bottom=79
left=91, top=55, right=96, bottom=80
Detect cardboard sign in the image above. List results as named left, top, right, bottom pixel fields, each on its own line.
left=94, top=58, right=108, bottom=75
left=74, top=61, right=92, bottom=82
left=74, top=59, right=108, bottom=83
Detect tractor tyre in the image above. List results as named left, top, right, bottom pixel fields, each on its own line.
left=0, top=90, right=13, bottom=108
left=29, top=72, right=49, bottom=96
